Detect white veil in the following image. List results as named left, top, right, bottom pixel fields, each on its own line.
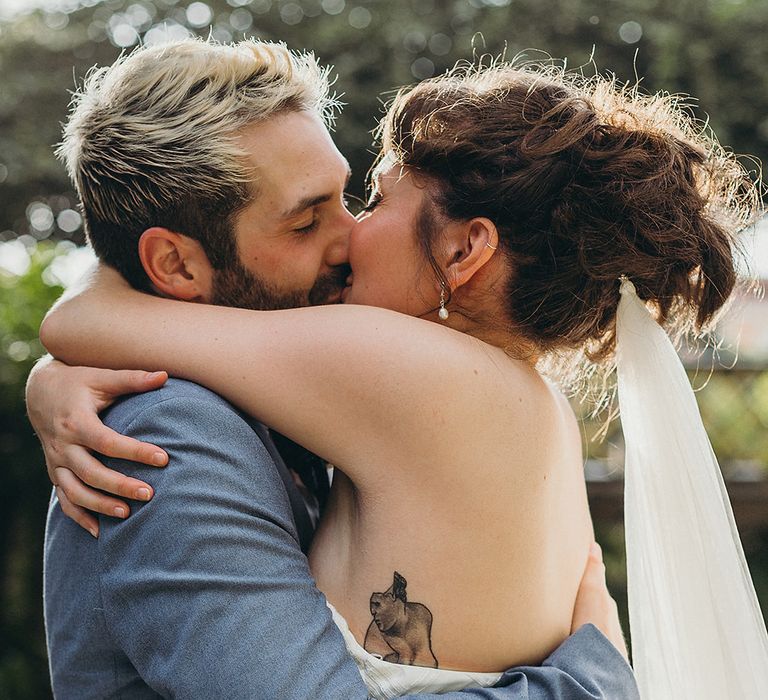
left=615, top=277, right=768, bottom=698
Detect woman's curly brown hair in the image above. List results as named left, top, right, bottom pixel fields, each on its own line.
left=378, top=61, right=762, bottom=394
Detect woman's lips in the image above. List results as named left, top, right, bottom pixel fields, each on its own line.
left=341, top=273, right=353, bottom=302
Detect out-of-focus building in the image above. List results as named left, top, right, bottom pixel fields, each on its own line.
left=717, top=218, right=768, bottom=367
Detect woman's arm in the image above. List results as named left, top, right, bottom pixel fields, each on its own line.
left=41, top=264, right=513, bottom=486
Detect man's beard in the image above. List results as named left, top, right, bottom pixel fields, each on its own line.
left=210, top=256, right=350, bottom=311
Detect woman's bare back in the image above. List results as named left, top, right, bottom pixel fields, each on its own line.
left=309, top=360, right=593, bottom=673
left=41, top=277, right=593, bottom=670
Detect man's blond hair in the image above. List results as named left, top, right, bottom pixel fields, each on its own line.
left=58, top=38, right=340, bottom=289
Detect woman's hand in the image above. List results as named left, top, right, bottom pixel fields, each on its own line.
left=571, top=542, right=630, bottom=661
left=26, top=356, right=169, bottom=537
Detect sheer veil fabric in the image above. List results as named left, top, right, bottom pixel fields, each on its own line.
left=615, top=278, right=768, bottom=698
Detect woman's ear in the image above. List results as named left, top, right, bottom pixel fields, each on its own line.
left=138, top=228, right=214, bottom=301
left=444, top=217, right=499, bottom=289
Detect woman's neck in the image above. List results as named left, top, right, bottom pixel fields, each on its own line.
left=447, top=313, right=539, bottom=365
left=431, top=266, right=540, bottom=366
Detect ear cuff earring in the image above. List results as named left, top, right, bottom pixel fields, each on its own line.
left=439, top=284, right=449, bottom=321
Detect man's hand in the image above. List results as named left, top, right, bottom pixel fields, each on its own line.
left=26, top=355, right=169, bottom=536
left=571, top=542, right=629, bottom=661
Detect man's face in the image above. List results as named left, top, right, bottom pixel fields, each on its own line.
left=211, top=111, right=355, bottom=310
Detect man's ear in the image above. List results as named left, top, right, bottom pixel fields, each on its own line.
left=138, top=228, right=214, bottom=302
left=444, top=217, right=499, bottom=290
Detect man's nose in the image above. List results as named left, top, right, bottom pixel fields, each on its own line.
left=325, top=207, right=355, bottom=267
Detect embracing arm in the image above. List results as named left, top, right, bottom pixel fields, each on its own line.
left=45, top=378, right=634, bottom=700
left=48, top=384, right=368, bottom=698
left=41, top=264, right=496, bottom=479
left=38, top=367, right=634, bottom=697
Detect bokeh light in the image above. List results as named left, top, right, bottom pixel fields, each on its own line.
left=428, top=32, right=452, bottom=56
left=321, top=0, right=345, bottom=16
left=403, top=29, right=427, bottom=53
left=26, top=202, right=54, bottom=237
left=0, top=239, right=32, bottom=277
left=279, top=2, right=303, bottom=26
left=108, top=15, right=139, bottom=46
left=144, top=19, right=192, bottom=45
left=619, top=20, right=643, bottom=44
left=348, top=6, right=370, bottom=29
left=186, top=1, right=213, bottom=27
left=42, top=242, right=96, bottom=287
left=411, top=56, right=434, bottom=79
left=229, top=7, right=252, bottom=30
left=56, top=209, right=82, bottom=234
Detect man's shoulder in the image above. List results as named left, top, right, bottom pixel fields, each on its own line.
left=98, top=378, right=282, bottom=489
left=102, top=378, right=248, bottom=431
left=97, top=378, right=310, bottom=547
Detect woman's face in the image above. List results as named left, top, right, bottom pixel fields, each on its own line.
left=342, top=164, right=440, bottom=316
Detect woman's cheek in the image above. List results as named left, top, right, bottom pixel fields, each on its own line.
left=349, top=226, right=373, bottom=270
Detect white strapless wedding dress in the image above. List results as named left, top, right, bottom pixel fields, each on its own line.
left=327, top=602, right=503, bottom=700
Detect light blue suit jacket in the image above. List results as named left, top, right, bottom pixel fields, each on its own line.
left=44, top=379, right=638, bottom=699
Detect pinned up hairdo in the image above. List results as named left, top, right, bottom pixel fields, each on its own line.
left=379, top=61, right=762, bottom=392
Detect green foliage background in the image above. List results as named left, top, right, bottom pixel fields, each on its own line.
left=1, top=0, right=767, bottom=696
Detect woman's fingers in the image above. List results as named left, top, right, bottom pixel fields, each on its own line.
left=96, top=369, right=168, bottom=399
left=56, top=487, right=100, bottom=538
left=60, top=446, right=155, bottom=500
left=571, top=542, right=629, bottom=660
left=54, top=467, right=133, bottom=520
left=582, top=542, right=608, bottom=588
left=75, top=415, right=168, bottom=467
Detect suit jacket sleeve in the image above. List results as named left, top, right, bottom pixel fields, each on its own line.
left=97, top=390, right=368, bottom=699
left=402, top=624, right=639, bottom=700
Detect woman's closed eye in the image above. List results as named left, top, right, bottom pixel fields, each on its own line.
left=359, top=192, right=382, bottom=215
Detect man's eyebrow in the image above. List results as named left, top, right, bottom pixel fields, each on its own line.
left=280, top=163, right=352, bottom=220
left=281, top=193, right=332, bottom=220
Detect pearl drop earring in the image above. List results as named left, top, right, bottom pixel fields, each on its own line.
left=438, top=284, right=449, bottom=321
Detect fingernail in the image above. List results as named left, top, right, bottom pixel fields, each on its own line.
left=148, top=371, right=165, bottom=380
left=152, top=452, right=167, bottom=466
left=114, top=506, right=127, bottom=518
left=591, top=542, right=603, bottom=558
left=136, top=487, right=152, bottom=501
left=88, top=527, right=98, bottom=538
